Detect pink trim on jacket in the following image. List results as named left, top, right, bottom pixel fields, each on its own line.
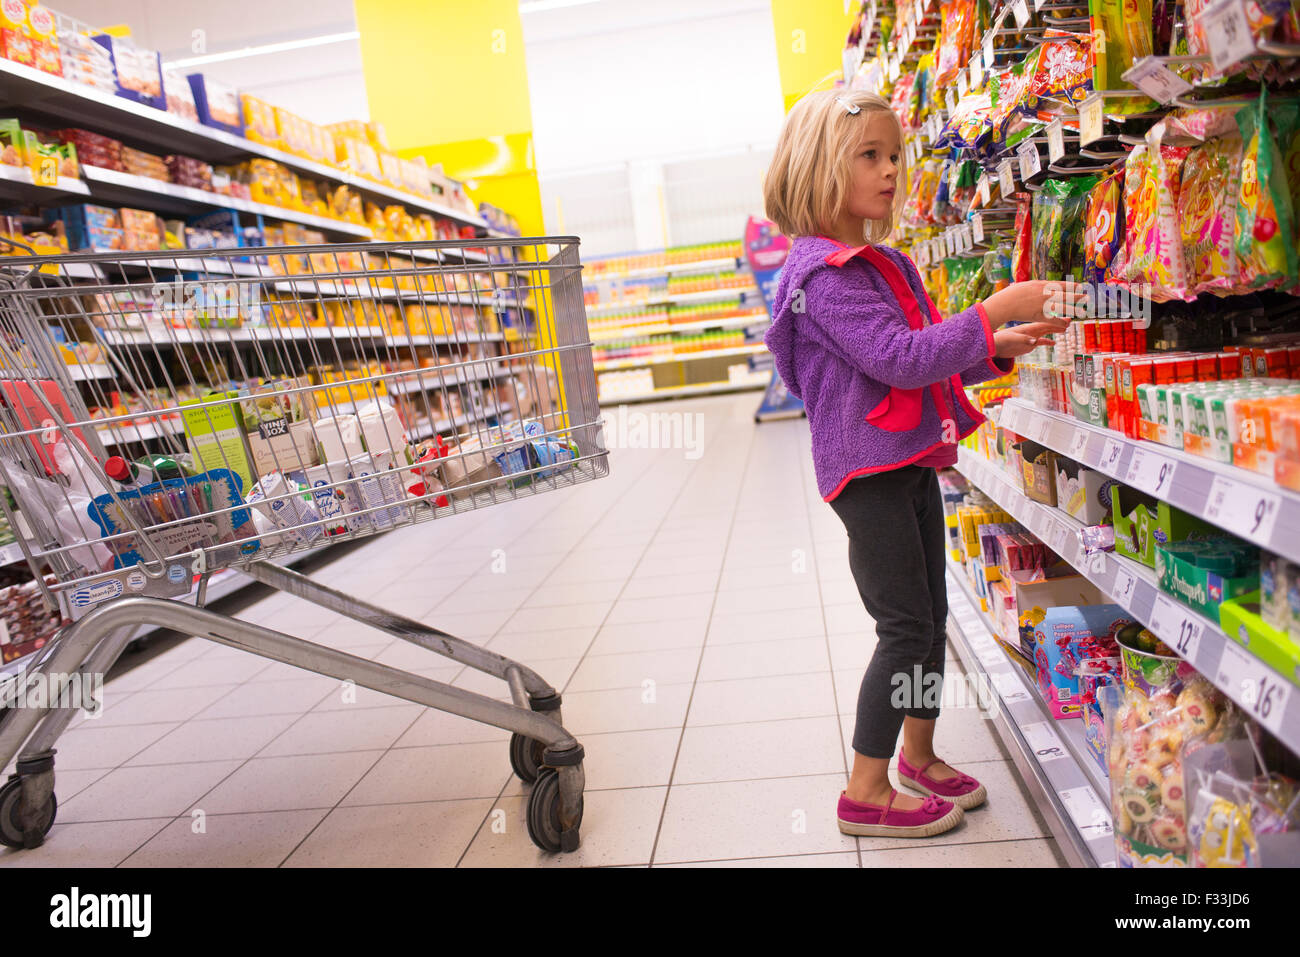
left=824, top=417, right=982, bottom=502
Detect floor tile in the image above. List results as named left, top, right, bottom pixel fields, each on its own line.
left=0, top=818, right=172, bottom=868
left=586, top=617, right=709, bottom=655
left=687, top=673, right=836, bottom=727
left=559, top=683, right=693, bottom=735
left=284, top=799, right=493, bottom=867
left=858, top=837, right=1065, bottom=868
left=92, top=685, right=238, bottom=726
left=340, top=742, right=512, bottom=805
left=697, top=636, right=830, bottom=682
left=706, top=607, right=825, bottom=645
left=121, top=809, right=329, bottom=868
left=194, top=751, right=383, bottom=814
left=565, top=648, right=701, bottom=693
left=257, top=704, right=424, bottom=757
left=657, top=851, right=859, bottom=868
left=195, top=676, right=337, bottom=719
left=41, top=722, right=179, bottom=770
left=126, top=713, right=300, bottom=766
left=674, top=716, right=845, bottom=784
left=59, top=760, right=243, bottom=822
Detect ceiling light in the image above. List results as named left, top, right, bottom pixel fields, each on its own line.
left=163, top=31, right=360, bottom=70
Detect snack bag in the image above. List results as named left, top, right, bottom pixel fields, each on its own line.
left=1083, top=170, right=1125, bottom=285
left=1176, top=133, right=1244, bottom=295
left=935, top=0, right=975, bottom=88
left=1090, top=0, right=1157, bottom=112
left=1121, top=135, right=1192, bottom=299
left=1011, top=193, right=1034, bottom=282
left=1234, top=91, right=1298, bottom=289
left=1026, top=30, right=1094, bottom=107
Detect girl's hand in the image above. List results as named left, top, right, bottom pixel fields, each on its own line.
left=993, top=327, right=1053, bottom=359
left=981, top=280, right=1086, bottom=331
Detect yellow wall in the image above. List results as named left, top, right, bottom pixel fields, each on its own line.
left=354, top=0, right=543, bottom=233
left=769, top=0, right=858, bottom=112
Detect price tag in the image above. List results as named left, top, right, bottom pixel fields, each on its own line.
left=1217, top=640, right=1291, bottom=738
left=890, top=57, right=901, bottom=81
left=1203, top=475, right=1282, bottom=543
left=1060, top=786, right=1113, bottom=837
left=947, top=88, right=958, bottom=114
left=1052, top=522, right=1074, bottom=556
left=984, top=34, right=995, bottom=73
left=1046, top=118, right=1065, bottom=163
left=1088, top=549, right=1108, bottom=575
left=992, top=670, right=1030, bottom=702
left=974, top=639, right=1003, bottom=670
left=1121, top=57, right=1193, bottom=104
left=1202, top=0, right=1256, bottom=72
left=916, top=242, right=930, bottom=268
left=1017, top=141, right=1041, bottom=181
left=977, top=174, right=991, bottom=207
left=957, top=71, right=968, bottom=99
left=1125, top=448, right=1177, bottom=497
left=1068, top=427, right=1090, bottom=461
left=998, top=159, right=1015, bottom=198
left=1023, top=722, right=1066, bottom=761
left=1113, top=566, right=1138, bottom=607
left=972, top=212, right=985, bottom=244
left=1012, top=0, right=1030, bottom=27
left=1099, top=437, right=1124, bottom=475
left=932, top=238, right=944, bottom=262
left=915, top=0, right=924, bottom=24
left=971, top=58, right=983, bottom=90
left=1150, top=594, right=1202, bottom=662
left=1034, top=0, right=1047, bottom=9
left=1079, top=94, right=1103, bottom=146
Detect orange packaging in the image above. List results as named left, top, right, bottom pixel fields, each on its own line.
left=1217, top=352, right=1242, bottom=380
left=0, top=0, right=32, bottom=68
left=25, top=3, right=58, bottom=75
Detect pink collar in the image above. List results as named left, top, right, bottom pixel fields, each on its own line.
left=817, top=235, right=873, bottom=268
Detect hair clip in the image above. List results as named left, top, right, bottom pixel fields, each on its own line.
left=836, top=96, right=861, bottom=115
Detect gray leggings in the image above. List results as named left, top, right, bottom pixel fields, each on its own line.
left=828, top=465, right=948, bottom=759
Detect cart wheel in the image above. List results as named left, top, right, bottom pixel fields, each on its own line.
left=509, top=733, right=545, bottom=783
left=526, top=768, right=582, bottom=853
left=0, top=777, right=57, bottom=850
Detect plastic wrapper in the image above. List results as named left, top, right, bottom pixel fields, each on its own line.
left=1034, top=176, right=1098, bottom=281
left=935, top=0, right=976, bottom=88
left=1025, top=30, right=1094, bottom=107
left=1120, top=139, right=1192, bottom=299
left=905, top=158, right=942, bottom=227
left=1234, top=91, right=1297, bottom=290
left=891, top=72, right=918, bottom=131
left=1083, top=170, right=1125, bottom=285
left=1011, top=193, right=1033, bottom=282
left=1176, top=134, right=1244, bottom=295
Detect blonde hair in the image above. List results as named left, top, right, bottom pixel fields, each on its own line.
left=763, top=88, right=907, bottom=244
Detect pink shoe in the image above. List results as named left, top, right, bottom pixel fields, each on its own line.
left=898, top=752, right=988, bottom=810
left=836, top=790, right=963, bottom=837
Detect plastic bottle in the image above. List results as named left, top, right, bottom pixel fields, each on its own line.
left=105, top=456, right=158, bottom=490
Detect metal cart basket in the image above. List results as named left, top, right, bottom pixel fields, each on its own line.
left=0, top=236, right=607, bottom=853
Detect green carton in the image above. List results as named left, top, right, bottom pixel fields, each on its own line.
left=1155, top=540, right=1259, bottom=620
left=1219, top=591, right=1300, bottom=688
left=180, top=391, right=254, bottom=493
left=1112, top=483, right=1218, bottom=568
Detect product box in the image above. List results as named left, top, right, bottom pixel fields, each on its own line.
left=90, top=35, right=164, bottom=110
left=1219, top=591, right=1300, bottom=688
left=1054, top=456, right=1116, bottom=525
left=186, top=73, right=242, bottom=136
left=180, top=391, right=254, bottom=494
left=1014, top=575, right=1106, bottom=661
left=1155, top=540, right=1260, bottom=620
left=1032, top=604, right=1132, bottom=720
left=47, top=203, right=124, bottom=252
left=1017, top=440, right=1057, bottom=506
left=1111, top=484, right=1217, bottom=568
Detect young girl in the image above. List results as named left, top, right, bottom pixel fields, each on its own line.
left=763, top=89, right=1073, bottom=838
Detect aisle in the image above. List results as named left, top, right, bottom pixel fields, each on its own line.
left=0, top=394, right=1065, bottom=868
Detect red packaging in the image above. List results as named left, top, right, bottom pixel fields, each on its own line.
left=1103, top=357, right=1120, bottom=430
left=1195, top=354, right=1219, bottom=381
left=1174, top=357, right=1198, bottom=382
left=1288, top=346, right=1300, bottom=377
left=1260, top=347, right=1291, bottom=379
left=1217, top=352, right=1242, bottom=380
left=1152, top=356, right=1181, bottom=385
left=1098, top=321, right=1114, bottom=352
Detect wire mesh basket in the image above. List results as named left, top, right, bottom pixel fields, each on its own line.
left=0, top=237, right=608, bottom=620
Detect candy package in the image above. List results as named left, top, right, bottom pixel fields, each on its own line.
left=1083, top=170, right=1125, bottom=285
left=935, top=0, right=976, bottom=88
left=1270, top=101, right=1300, bottom=290
left=1121, top=136, right=1191, bottom=300
left=1011, top=193, right=1033, bottom=282
left=1036, top=175, right=1098, bottom=281
left=1177, top=133, right=1244, bottom=295
left=891, top=72, right=918, bottom=131
left=1234, top=91, right=1297, bottom=289
left=1025, top=30, right=1094, bottom=108
left=1089, top=0, right=1156, bottom=112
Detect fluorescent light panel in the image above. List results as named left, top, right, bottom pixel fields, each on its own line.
left=163, top=31, right=360, bottom=70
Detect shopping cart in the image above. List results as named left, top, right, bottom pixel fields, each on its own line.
left=0, top=236, right=608, bottom=853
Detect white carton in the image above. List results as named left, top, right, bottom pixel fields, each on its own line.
left=314, top=413, right=364, bottom=463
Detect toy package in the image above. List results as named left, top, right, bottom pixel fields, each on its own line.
left=1032, top=603, right=1131, bottom=719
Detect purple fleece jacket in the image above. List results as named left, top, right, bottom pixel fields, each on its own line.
left=764, top=236, right=1013, bottom=501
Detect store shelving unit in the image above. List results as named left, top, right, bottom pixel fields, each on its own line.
left=598, top=372, right=773, bottom=405
left=592, top=343, right=767, bottom=373
left=954, top=446, right=1300, bottom=756
left=944, top=560, right=1115, bottom=868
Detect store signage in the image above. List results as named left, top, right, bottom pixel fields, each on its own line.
left=1068, top=427, right=1090, bottom=460
left=1217, top=640, right=1291, bottom=738
left=1121, top=57, right=1192, bottom=104
left=1099, top=437, right=1124, bottom=474
left=1046, top=118, right=1065, bottom=163
left=957, top=71, right=968, bottom=98
left=1023, top=722, right=1066, bottom=761
left=1203, top=475, right=1281, bottom=543
left=1079, top=94, right=1104, bottom=145
left=1124, top=448, right=1177, bottom=496
left=977, top=174, right=990, bottom=206
left=972, top=213, right=985, bottom=244
left=984, top=34, right=995, bottom=73
left=997, top=159, right=1015, bottom=197
left=1151, top=594, right=1203, bottom=662
left=1113, top=567, right=1138, bottom=607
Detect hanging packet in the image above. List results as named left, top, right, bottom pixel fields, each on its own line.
left=1234, top=90, right=1298, bottom=289
left=1176, top=133, right=1244, bottom=295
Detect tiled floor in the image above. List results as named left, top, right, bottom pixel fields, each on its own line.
left=0, top=393, right=1066, bottom=868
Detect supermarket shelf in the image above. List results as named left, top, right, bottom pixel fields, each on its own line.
left=95, top=325, right=388, bottom=347
left=385, top=332, right=506, bottom=347
left=0, top=162, right=89, bottom=203
left=586, top=285, right=759, bottom=314
left=95, top=417, right=183, bottom=445
left=999, top=397, right=1300, bottom=566
left=407, top=402, right=506, bottom=442
left=588, top=312, right=769, bottom=343
left=0, top=59, right=487, bottom=229
left=944, top=559, right=1115, bottom=868
left=955, top=446, right=1300, bottom=757
left=585, top=255, right=742, bottom=283
left=592, top=343, right=767, bottom=372
left=387, top=365, right=511, bottom=394
left=80, top=165, right=374, bottom=238
left=598, top=374, right=771, bottom=405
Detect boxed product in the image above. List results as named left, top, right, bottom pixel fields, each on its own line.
left=245, top=472, right=322, bottom=547
left=1078, top=655, right=1121, bottom=773
left=186, top=73, right=242, bottom=136
left=1017, top=440, right=1057, bottom=505
left=1111, top=484, right=1217, bottom=568
left=1260, top=552, right=1297, bottom=634
left=1054, top=455, right=1115, bottom=525
left=1014, top=575, right=1107, bottom=662
left=241, top=94, right=279, bottom=146
left=238, top=379, right=319, bottom=480
left=162, top=69, right=198, bottom=122
left=1156, top=538, right=1260, bottom=620
left=1032, top=604, right=1131, bottom=720
left=48, top=203, right=123, bottom=252
left=180, top=391, right=254, bottom=494
left=1219, top=591, right=1300, bottom=688
left=91, top=34, right=164, bottom=109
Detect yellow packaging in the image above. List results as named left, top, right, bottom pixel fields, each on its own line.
left=242, top=94, right=278, bottom=145
left=378, top=151, right=403, bottom=188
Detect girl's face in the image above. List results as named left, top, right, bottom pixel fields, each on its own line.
left=842, top=112, right=901, bottom=224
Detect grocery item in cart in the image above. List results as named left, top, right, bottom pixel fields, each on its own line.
left=246, top=472, right=322, bottom=547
